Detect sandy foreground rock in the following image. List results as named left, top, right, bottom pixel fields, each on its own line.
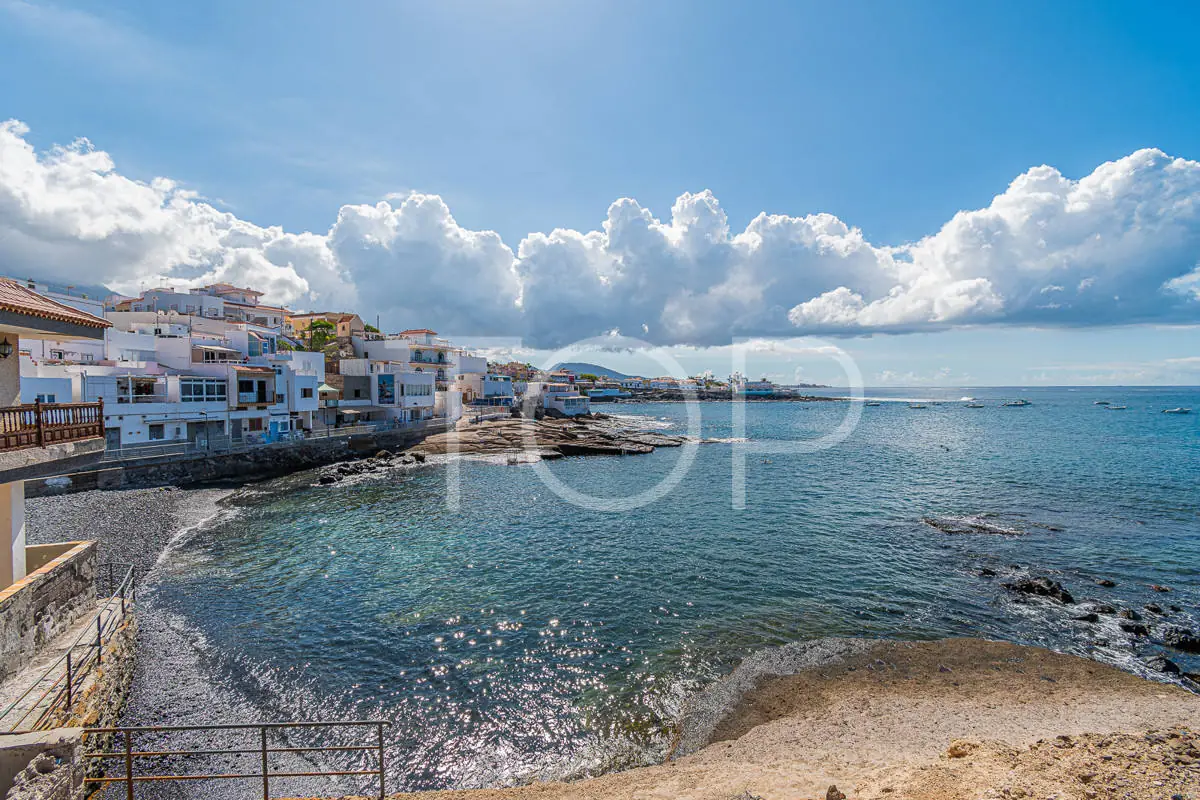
left=335, top=638, right=1200, bottom=800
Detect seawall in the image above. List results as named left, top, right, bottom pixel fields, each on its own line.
left=25, top=422, right=452, bottom=497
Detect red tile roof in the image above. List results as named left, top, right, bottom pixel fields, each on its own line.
left=0, top=279, right=110, bottom=330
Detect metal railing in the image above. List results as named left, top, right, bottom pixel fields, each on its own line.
left=0, top=563, right=135, bottom=732
left=0, top=400, right=104, bottom=452
left=84, top=720, right=389, bottom=800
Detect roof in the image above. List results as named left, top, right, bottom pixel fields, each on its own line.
left=399, top=328, right=437, bottom=335
left=0, top=279, right=111, bottom=329
left=233, top=366, right=275, bottom=374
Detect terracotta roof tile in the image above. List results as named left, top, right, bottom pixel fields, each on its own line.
left=0, top=279, right=110, bottom=329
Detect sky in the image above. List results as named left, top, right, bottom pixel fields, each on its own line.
left=1, top=0, right=1198, bottom=385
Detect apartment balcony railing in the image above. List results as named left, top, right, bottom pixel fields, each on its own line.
left=0, top=401, right=104, bottom=452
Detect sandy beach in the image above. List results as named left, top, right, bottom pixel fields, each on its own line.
left=380, top=638, right=1200, bottom=800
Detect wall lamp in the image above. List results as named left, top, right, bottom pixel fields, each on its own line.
left=0, top=338, right=13, bottom=359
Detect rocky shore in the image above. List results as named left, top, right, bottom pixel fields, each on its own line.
left=413, top=414, right=688, bottom=458
left=380, top=638, right=1200, bottom=800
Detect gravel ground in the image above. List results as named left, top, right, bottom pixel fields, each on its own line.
left=25, top=486, right=233, bottom=578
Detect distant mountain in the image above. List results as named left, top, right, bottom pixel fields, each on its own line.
left=554, top=362, right=633, bottom=380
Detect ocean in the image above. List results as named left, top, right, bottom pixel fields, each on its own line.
left=132, top=387, right=1199, bottom=793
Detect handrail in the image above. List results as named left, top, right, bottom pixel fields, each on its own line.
left=0, top=399, right=105, bottom=452
left=0, top=563, right=135, bottom=732
left=82, top=720, right=390, bottom=799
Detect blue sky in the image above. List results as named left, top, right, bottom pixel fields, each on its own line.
left=2, top=0, right=1198, bottom=385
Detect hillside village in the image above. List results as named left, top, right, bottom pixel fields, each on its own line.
left=11, top=278, right=789, bottom=455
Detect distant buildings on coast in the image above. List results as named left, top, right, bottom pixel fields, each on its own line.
left=11, top=277, right=818, bottom=455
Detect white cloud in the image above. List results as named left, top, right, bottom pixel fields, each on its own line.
left=1, top=120, right=1198, bottom=345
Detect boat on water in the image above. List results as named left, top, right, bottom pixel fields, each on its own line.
left=964, top=402, right=985, bottom=408
left=1001, top=399, right=1032, bottom=407
left=1162, top=407, right=1192, bottom=415
left=1094, top=400, right=1111, bottom=406
left=865, top=401, right=882, bottom=407
left=908, top=403, right=928, bottom=409
left=1106, top=405, right=1128, bottom=410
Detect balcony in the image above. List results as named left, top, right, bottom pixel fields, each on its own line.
left=0, top=401, right=106, bottom=483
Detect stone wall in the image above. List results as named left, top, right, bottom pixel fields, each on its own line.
left=0, top=542, right=96, bottom=685
left=0, top=729, right=84, bottom=800
left=26, top=422, right=452, bottom=497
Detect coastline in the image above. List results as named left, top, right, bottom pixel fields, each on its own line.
left=383, top=638, right=1200, bottom=800
left=21, top=486, right=1200, bottom=799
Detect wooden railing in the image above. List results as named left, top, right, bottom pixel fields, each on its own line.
left=0, top=400, right=104, bottom=452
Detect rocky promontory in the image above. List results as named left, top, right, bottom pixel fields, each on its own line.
left=414, top=414, right=688, bottom=458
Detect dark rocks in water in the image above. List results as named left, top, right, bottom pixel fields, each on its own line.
left=1001, top=576, right=1075, bottom=604
left=318, top=475, right=338, bottom=485
left=921, top=515, right=1025, bottom=536
left=1151, top=584, right=1172, bottom=593
left=826, top=787, right=847, bottom=800
left=1162, top=626, right=1200, bottom=653
left=1145, top=655, right=1182, bottom=675
left=1170, top=605, right=1183, bottom=612
left=1072, top=612, right=1100, bottom=623
left=1144, top=603, right=1165, bottom=615
left=1088, top=603, right=1117, bottom=615
left=1120, top=622, right=1150, bottom=637
left=409, top=451, right=427, bottom=462
left=976, top=567, right=997, bottom=577
left=1095, top=578, right=1117, bottom=587
left=1118, top=609, right=1141, bottom=621
left=374, top=449, right=393, bottom=460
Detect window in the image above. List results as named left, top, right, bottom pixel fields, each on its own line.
left=354, top=388, right=362, bottom=398
left=35, top=393, right=56, bottom=403
left=238, top=380, right=255, bottom=394
left=181, top=378, right=227, bottom=403
left=247, top=417, right=264, bottom=432
left=50, top=349, right=65, bottom=360
left=149, top=424, right=165, bottom=440
left=301, top=387, right=313, bottom=399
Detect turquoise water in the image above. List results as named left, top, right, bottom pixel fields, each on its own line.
left=147, top=387, right=1199, bottom=790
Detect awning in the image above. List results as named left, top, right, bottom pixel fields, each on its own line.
left=194, top=344, right=242, bottom=353
left=317, top=383, right=338, bottom=393
left=339, top=409, right=362, bottom=416
left=234, top=366, right=274, bottom=375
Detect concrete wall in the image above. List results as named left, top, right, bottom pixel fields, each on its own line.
left=0, top=728, right=83, bottom=800
left=0, top=541, right=96, bottom=685
left=0, top=349, right=20, bottom=408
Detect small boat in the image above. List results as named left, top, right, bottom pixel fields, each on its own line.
left=964, top=402, right=985, bottom=408
left=1094, top=400, right=1111, bottom=406
left=1001, top=399, right=1032, bottom=407
left=1106, top=405, right=1127, bottom=410
left=864, top=401, right=882, bottom=407
left=908, top=403, right=927, bottom=409
left=1162, top=407, right=1192, bottom=415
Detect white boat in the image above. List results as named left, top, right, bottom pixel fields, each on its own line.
left=964, top=402, right=985, bottom=408
left=1001, top=399, right=1032, bottom=407
left=1162, top=407, right=1192, bottom=415
left=1106, top=405, right=1127, bottom=410
left=864, top=401, right=882, bottom=407
left=908, top=403, right=927, bottom=409
left=1094, top=400, right=1111, bottom=406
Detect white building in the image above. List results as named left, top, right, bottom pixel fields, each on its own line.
left=531, top=381, right=591, bottom=416
left=456, top=372, right=515, bottom=408
left=734, top=377, right=776, bottom=396
left=620, top=377, right=645, bottom=390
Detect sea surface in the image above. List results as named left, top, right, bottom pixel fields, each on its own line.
left=132, top=387, right=1199, bottom=793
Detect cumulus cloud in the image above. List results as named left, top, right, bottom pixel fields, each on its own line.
left=1, top=120, right=1198, bottom=346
